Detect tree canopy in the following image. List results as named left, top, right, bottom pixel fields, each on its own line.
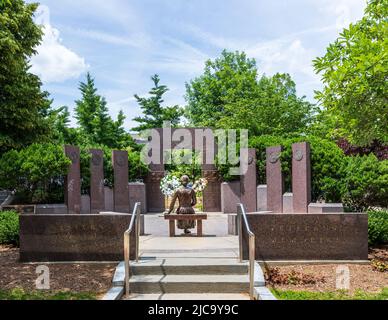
left=185, top=50, right=315, bottom=136
left=313, top=0, right=388, bottom=146
left=0, top=0, right=52, bottom=154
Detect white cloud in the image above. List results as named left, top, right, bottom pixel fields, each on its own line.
left=182, top=24, right=318, bottom=82
left=246, top=38, right=318, bottom=80
left=148, top=37, right=209, bottom=76
left=64, top=26, right=151, bottom=49
left=30, top=5, right=88, bottom=83
left=319, top=0, right=366, bottom=30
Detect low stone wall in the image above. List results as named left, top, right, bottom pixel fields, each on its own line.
left=242, top=213, right=368, bottom=261
left=19, top=214, right=137, bottom=262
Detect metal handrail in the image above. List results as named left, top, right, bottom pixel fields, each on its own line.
left=124, top=202, right=141, bottom=298
left=237, top=203, right=256, bottom=300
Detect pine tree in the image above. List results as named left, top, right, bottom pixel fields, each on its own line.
left=75, top=73, right=102, bottom=137
left=74, top=73, right=132, bottom=149
left=132, top=75, right=183, bottom=132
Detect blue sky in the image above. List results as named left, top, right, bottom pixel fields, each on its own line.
left=27, top=0, right=367, bottom=130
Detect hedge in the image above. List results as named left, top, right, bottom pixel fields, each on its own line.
left=0, top=211, right=19, bottom=246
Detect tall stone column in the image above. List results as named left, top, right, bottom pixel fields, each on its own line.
left=145, top=128, right=165, bottom=213
left=202, top=170, right=221, bottom=212
left=198, top=128, right=221, bottom=212
left=240, top=148, right=257, bottom=213
left=292, top=142, right=311, bottom=213
left=112, top=150, right=129, bottom=213
left=90, top=149, right=104, bottom=214
left=266, top=146, right=284, bottom=213
left=145, top=169, right=165, bottom=212
left=64, top=145, right=81, bottom=214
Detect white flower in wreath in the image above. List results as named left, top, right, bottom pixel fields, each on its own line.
left=193, top=178, right=208, bottom=193
left=160, top=175, right=180, bottom=196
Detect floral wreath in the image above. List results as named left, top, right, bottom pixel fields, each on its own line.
left=160, top=175, right=180, bottom=197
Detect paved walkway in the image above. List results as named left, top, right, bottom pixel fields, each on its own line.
left=140, top=212, right=238, bottom=259
left=143, top=212, right=230, bottom=237
left=140, top=236, right=239, bottom=259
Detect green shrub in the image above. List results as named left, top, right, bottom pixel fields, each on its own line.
left=0, top=143, right=71, bottom=204
left=165, top=150, right=202, bottom=182
left=341, top=156, right=388, bottom=211
left=79, top=145, right=149, bottom=193
left=0, top=143, right=149, bottom=201
left=248, top=135, right=346, bottom=202
left=0, top=211, right=19, bottom=246
left=368, top=210, right=388, bottom=246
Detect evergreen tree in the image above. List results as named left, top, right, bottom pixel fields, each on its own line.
left=50, top=106, right=81, bottom=146
left=0, top=0, right=52, bottom=154
left=74, top=73, right=133, bottom=149
left=132, top=75, right=183, bottom=132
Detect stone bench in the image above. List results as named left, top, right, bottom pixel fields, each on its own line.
left=164, top=214, right=208, bottom=237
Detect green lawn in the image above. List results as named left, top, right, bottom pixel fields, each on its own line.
left=271, top=288, right=388, bottom=300
left=0, top=288, right=97, bottom=300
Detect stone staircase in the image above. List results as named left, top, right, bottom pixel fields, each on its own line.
left=103, top=236, right=276, bottom=301
left=112, top=258, right=266, bottom=300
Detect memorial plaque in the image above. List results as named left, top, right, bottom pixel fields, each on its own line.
left=266, top=146, right=284, bottom=213
left=90, top=149, right=104, bottom=213
left=112, top=150, right=129, bottom=212
left=64, top=145, right=81, bottom=214
left=19, top=214, right=137, bottom=262
left=242, top=213, right=368, bottom=261
left=292, top=142, right=311, bottom=213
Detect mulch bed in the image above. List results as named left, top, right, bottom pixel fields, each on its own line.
left=0, top=245, right=116, bottom=298
left=1, top=245, right=387, bottom=297
left=265, top=246, right=388, bottom=294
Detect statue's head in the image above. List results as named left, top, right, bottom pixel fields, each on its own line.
left=180, top=175, right=190, bottom=187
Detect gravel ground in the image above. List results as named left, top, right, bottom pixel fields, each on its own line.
left=0, top=245, right=116, bottom=298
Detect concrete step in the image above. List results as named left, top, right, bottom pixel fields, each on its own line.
left=124, top=293, right=251, bottom=300
left=140, top=236, right=239, bottom=258
left=130, top=258, right=249, bottom=275
left=113, top=260, right=265, bottom=287
left=140, top=249, right=238, bottom=259
left=128, top=274, right=250, bottom=294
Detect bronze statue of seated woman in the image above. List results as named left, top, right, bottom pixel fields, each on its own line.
left=166, top=175, right=197, bottom=234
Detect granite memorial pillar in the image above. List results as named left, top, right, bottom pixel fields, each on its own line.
left=64, top=145, right=81, bottom=214
left=199, top=129, right=221, bottom=212
left=266, top=146, right=284, bottom=213
left=112, top=150, right=130, bottom=212
left=90, top=149, right=105, bottom=214
left=292, top=142, right=311, bottom=213
left=240, top=148, right=257, bottom=212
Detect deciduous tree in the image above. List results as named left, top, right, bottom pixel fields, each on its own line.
left=313, top=0, right=388, bottom=145
left=0, top=0, right=52, bottom=154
